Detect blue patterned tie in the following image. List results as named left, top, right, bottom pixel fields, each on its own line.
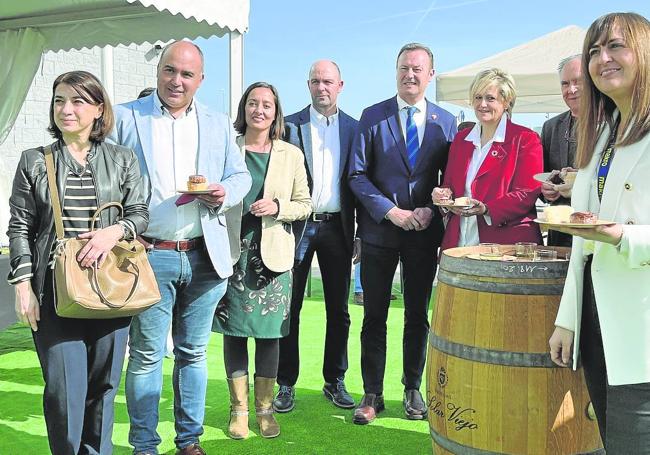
left=405, top=106, right=419, bottom=168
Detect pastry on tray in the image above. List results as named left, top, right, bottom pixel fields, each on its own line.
left=453, top=196, right=472, bottom=206
left=569, top=211, right=598, bottom=224
left=543, top=205, right=574, bottom=223
left=187, top=174, right=208, bottom=191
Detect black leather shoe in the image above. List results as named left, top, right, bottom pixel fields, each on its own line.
left=353, top=393, right=385, bottom=424
left=403, top=389, right=427, bottom=420
left=323, top=379, right=355, bottom=409
left=272, top=384, right=295, bottom=413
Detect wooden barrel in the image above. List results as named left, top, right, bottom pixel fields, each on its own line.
left=427, top=245, right=603, bottom=455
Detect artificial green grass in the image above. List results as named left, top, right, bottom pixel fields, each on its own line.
left=0, top=278, right=433, bottom=454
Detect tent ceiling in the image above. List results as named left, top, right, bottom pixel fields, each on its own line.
left=0, top=0, right=249, bottom=51
left=436, top=26, right=585, bottom=113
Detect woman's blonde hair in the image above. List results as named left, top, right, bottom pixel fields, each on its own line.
left=468, top=68, right=517, bottom=116
left=575, top=12, right=650, bottom=168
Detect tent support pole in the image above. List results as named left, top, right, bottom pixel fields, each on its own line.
left=229, top=31, right=244, bottom=118
left=101, top=46, right=115, bottom=104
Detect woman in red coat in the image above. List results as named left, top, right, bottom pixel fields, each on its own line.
left=432, top=68, right=543, bottom=252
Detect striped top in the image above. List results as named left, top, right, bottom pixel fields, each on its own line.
left=8, top=166, right=98, bottom=284
left=61, top=168, right=98, bottom=235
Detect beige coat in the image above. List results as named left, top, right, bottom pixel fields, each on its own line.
left=554, top=121, right=650, bottom=385
left=226, top=138, right=312, bottom=273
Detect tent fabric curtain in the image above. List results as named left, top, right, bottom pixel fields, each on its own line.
left=436, top=26, right=585, bottom=113
left=131, top=0, right=249, bottom=30
left=0, top=28, right=45, bottom=144
left=0, top=0, right=249, bottom=53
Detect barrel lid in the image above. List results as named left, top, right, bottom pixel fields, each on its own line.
left=440, top=245, right=570, bottom=280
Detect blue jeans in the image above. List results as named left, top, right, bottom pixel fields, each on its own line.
left=354, top=262, right=363, bottom=293
left=125, top=248, right=227, bottom=454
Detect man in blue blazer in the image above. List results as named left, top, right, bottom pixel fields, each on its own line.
left=109, top=41, right=251, bottom=455
left=349, top=43, right=457, bottom=425
left=274, top=60, right=358, bottom=413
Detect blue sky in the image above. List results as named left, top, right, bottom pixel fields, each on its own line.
left=195, top=1, right=650, bottom=129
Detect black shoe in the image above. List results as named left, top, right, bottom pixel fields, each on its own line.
left=323, top=378, right=355, bottom=409
left=272, top=384, right=295, bottom=413
left=403, top=389, right=427, bottom=420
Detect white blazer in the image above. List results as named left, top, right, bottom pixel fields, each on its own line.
left=109, top=93, right=252, bottom=278
left=555, top=121, right=650, bottom=385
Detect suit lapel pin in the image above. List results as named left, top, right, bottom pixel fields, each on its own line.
left=431, top=114, right=438, bottom=120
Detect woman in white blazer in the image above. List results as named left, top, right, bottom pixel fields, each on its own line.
left=548, top=12, right=650, bottom=453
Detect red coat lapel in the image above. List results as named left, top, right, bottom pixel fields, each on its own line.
left=475, top=142, right=509, bottom=179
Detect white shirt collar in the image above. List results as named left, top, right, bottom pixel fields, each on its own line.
left=465, top=114, right=508, bottom=147
left=153, top=91, right=195, bottom=118
left=397, top=96, right=427, bottom=114
left=310, top=105, right=339, bottom=126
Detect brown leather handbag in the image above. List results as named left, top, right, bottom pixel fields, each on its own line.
left=44, top=145, right=161, bottom=319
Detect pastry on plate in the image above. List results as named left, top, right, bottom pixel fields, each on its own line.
left=543, top=205, right=574, bottom=223
left=187, top=174, right=208, bottom=191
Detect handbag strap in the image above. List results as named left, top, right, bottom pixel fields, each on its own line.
left=90, top=202, right=124, bottom=231
left=43, top=145, right=65, bottom=240
left=91, top=260, right=140, bottom=308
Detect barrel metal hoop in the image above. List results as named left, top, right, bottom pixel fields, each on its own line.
left=437, top=269, right=565, bottom=295
left=429, top=428, right=605, bottom=455
left=430, top=427, right=503, bottom=454
left=441, top=252, right=569, bottom=279
left=429, top=331, right=557, bottom=368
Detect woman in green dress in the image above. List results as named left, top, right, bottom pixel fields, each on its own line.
left=213, top=82, right=311, bottom=440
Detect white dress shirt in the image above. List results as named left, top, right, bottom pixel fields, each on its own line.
left=309, top=105, right=341, bottom=213
left=145, top=92, right=203, bottom=240
left=458, top=114, right=508, bottom=246
left=397, top=96, right=427, bottom=147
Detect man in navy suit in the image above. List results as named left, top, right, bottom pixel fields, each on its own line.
left=349, top=43, right=457, bottom=424
left=274, top=60, right=359, bottom=413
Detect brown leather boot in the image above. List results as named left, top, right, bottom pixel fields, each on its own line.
left=227, top=375, right=249, bottom=439
left=254, top=376, right=280, bottom=438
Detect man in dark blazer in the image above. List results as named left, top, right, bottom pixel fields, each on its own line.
left=541, top=54, right=582, bottom=246
left=274, top=60, right=359, bottom=413
left=349, top=43, right=456, bottom=425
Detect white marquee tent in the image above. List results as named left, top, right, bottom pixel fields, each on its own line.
left=436, top=25, right=585, bottom=113
left=0, top=0, right=250, bottom=145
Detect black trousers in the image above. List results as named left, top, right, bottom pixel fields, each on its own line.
left=360, top=239, right=436, bottom=394
left=581, top=257, right=650, bottom=454
left=278, top=217, right=352, bottom=386
left=32, top=277, right=130, bottom=455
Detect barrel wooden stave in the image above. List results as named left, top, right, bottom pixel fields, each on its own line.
left=427, top=245, right=602, bottom=455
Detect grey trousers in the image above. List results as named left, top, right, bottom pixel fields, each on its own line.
left=581, top=256, right=650, bottom=454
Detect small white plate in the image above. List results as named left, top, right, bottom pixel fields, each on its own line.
left=534, top=218, right=616, bottom=228
left=533, top=172, right=554, bottom=183
left=177, top=189, right=213, bottom=195
left=434, top=202, right=473, bottom=209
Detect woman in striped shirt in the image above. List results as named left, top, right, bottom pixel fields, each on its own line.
left=7, top=70, right=148, bottom=455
